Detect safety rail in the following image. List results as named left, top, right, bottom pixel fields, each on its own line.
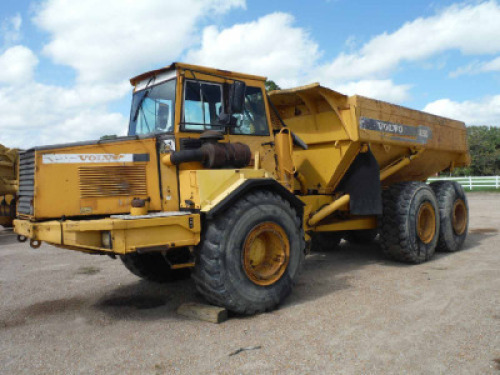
left=427, top=176, right=500, bottom=191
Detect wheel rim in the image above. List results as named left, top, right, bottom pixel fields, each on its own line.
left=452, top=199, right=467, bottom=235
left=417, top=202, right=436, bottom=244
left=243, top=222, right=290, bottom=286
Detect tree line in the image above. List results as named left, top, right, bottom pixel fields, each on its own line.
left=449, top=126, right=500, bottom=176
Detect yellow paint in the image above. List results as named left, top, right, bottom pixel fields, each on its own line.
left=243, top=222, right=290, bottom=286
left=13, top=63, right=471, bottom=256
left=14, top=213, right=200, bottom=254
left=269, top=84, right=469, bottom=190
left=274, top=129, right=296, bottom=190
left=179, top=169, right=268, bottom=211
left=313, top=216, right=378, bottom=232
left=308, top=195, right=350, bottom=226
left=130, top=206, right=148, bottom=216
left=0, top=145, right=18, bottom=196
left=29, top=138, right=161, bottom=220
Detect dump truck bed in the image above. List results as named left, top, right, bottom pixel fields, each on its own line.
left=350, top=95, right=469, bottom=184
left=0, top=144, right=17, bottom=196
left=269, top=84, right=469, bottom=189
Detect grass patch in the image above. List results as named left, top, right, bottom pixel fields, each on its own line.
left=465, top=188, right=500, bottom=193
left=76, top=265, right=101, bottom=275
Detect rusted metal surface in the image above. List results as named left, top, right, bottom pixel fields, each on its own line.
left=417, top=202, right=436, bottom=244
left=452, top=199, right=467, bottom=235
left=242, top=222, right=290, bottom=286
left=167, top=142, right=251, bottom=169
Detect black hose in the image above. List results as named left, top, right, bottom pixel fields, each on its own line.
left=169, top=149, right=204, bottom=165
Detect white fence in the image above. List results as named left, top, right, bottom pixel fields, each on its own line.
left=427, top=176, right=500, bottom=190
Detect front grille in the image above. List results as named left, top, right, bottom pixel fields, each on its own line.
left=79, top=166, right=147, bottom=198
left=18, top=150, right=35, bottom=215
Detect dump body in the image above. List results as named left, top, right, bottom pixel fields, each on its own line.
left=0, top=144, right=17, bottom=196
left=269, top=83, right=469, bottom=192
left=352, top=95, right=469, bottom=185
left=0, top=145, right=17, bottom=227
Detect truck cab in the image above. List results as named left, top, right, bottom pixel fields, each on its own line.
left=14, top=63, right=291, bottom=255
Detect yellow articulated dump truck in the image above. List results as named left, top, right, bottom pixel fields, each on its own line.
left=0, top=144, right=18, bottom=228
left=14, top=63, right=470, bottom=314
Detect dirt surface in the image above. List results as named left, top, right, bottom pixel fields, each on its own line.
left=1, top=192, right=499, bottom=374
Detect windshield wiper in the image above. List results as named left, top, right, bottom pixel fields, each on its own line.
left=133, top=90, right=150, bottom=122
left=132, top=76, right=156, bottom=122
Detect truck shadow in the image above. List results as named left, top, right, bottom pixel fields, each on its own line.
left=0, top=228, right=17, bottom=246
left=92, top=230, right=492, bottom=321
left=93, top=241, right=385, bottom=321
left=285, top=240, right=384, bottom=308
left=93, top=278, right=202, bottom=322
left=429, top=229, right=495, bottom=262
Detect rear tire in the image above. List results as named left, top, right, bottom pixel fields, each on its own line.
left=380, top=182, right=439, bottom=264
left=310, top=232, right=342, bottom=252
left=120, top=248, right=191, bottom=283
left=193, top=191, right=305, bottom=315
left=430, top=181, right=469, bottom=252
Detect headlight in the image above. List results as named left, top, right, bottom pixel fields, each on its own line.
left=101, top=231, right=112, bottom=249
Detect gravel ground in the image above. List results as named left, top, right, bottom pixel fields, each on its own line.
left=0, top=192, right=499, bottom=375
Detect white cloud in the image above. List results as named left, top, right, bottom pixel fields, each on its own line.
left=0, top=0, right=247, bottom=148
left=186, top=13, right=320, bottom=88
left=0, top=46, right=38, bottom=85
left=33, top=0, right=245, bottom=83
left=4, top=0, right=500, bottom=149
left=336, top=80, right=412, bottom=103
left=1, top=14, right=22, bottom=45
left=318, top=0, right=500, bottom=82
left=423, top=96, right=500, bottom=126
left=451, top=55, right=500, bottom=76
left=0, top=80, right=130, bottom=148
left=482, top=56, right=500, bottom=71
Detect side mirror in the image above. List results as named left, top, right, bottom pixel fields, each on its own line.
left=217, top=113, right=238, bottom=126
left=156, top=103, right=170, bottom=130
left=229, top=81, right=246, bottom=114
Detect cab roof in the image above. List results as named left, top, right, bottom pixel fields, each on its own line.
left=129, top=62, right=267, bottom=86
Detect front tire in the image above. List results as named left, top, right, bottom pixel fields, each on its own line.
left=120, top=248, right=191, bottom=283
left=193, top=191, right=305, bottom=315
left=430, top=181, right=469, bottom=252
left=380, top=182, right=439, bottom=264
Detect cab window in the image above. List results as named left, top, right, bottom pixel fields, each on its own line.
left=182, top=80, right=224, bottom=132
left=230, top=86, right=270, bottom=136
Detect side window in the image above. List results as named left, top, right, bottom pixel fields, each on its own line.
left=183, top=80, right=224, bottom=132
left=231, top=86, right=270, bottom=136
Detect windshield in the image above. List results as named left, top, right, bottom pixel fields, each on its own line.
left=129, top=79, right=176, bottom=136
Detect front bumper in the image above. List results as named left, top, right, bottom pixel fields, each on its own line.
left=14, top=212, right=201, bottom=254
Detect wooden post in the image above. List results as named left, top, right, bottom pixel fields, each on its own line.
left=177, top=303, right=228, bottom=324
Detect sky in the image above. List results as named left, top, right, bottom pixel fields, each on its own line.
left=0, top=0, right=499, bottom=148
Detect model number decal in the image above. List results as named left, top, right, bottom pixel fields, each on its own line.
left=42, top=154, right=134, bottom=164
left=360, top=117, right=432, bottom=144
